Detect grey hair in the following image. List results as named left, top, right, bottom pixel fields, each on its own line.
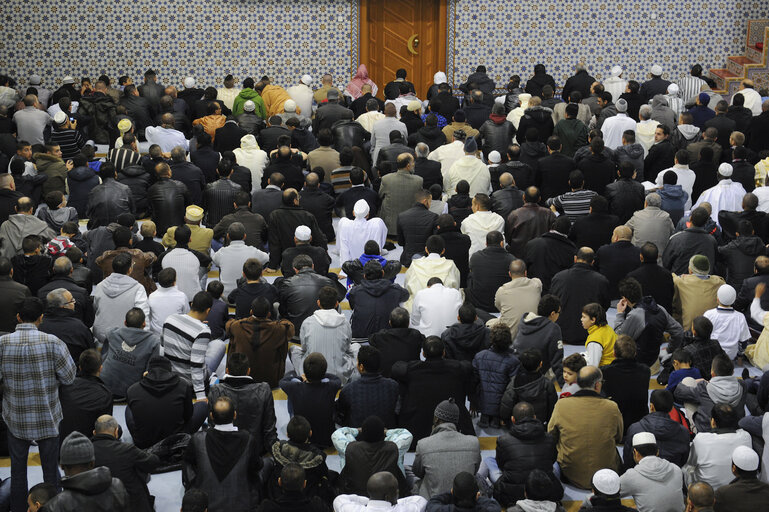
left=645, top=193, right=662, bottom=208
left=170, top=146, right=186, bottom=162
left=415, top=143, right=430, bottom=158
left=575, top=63, right=586, bottom=72
left=46, top=288, right=71, bottom=309
left=639, top=104, right=653, bottom=120
left=94, top=415, right=120, bottom=433
left=52, top=256, right=73, bottom=276
left=577, top=366, right=603, bottom=390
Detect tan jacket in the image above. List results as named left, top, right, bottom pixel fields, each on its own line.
left=442, top=122, right=479, bottom=143
left=192, top=115, right=226, bottom=141
left=673, top=273, right=725, bottom=331
left=306, top=146, right=341, bottom=183
left=493, top=277, right=542, bottom=337
left=162, top=224, right=214, bottom=254
left=547, top=390, right=623, bottom=489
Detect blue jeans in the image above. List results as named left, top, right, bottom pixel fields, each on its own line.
left=8, top=432, right=59, bottom=512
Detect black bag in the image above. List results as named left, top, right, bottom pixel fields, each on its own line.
left=148, top=432, right=191, bottom=473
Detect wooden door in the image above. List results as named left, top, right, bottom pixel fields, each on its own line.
left=359, top=0, right=447, bottom=100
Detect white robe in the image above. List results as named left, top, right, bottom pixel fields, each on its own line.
left=602, top=77, right=628, bottom=106
left=693, top=179, right=747, bottom=224
left=403, top=253, right=460, bottom=312
left=460, top=211, right=505, bottom=256
left=428, top=141, right=465, bottom=178
left=232, top=146, right=268, bottom=193
left=336, top=216, right=388, bottom=263
left=445, top=155, right=491, bottom=197
left=601, top=113, right=636, bottom=150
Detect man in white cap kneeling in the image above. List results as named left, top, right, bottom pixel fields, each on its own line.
left=619, top=432, right=685, bottom=512
left=713, top=445, right=769, bottom=511
left=603, top=66, right=628, bottom=107
left=585, top=469, right=633, bottom=511
left=703, top=284, right=751, bottom=360
left=640, top=64, right=671, bottom=104
left=693, top=163, right=747, bottom=223
left=286, top=75, right=314, bottom=118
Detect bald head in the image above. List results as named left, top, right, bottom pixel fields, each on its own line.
left=509, top=259, right=526, bottom=277
left=687, top=482, right=714, bottom=510
left=0, top=174, right=14, bottom=190
left=613, top=225, right=632, bottom=241
left=94, top=415, right=120, bottom=436
left=305, top=172, right=320, bottom=187
left=577, top=365, right=602, bottom=390
left=367, top=472, right=399, bottom=505
left=499, top=172, right=514, bottom=187
left=755, top=255, right=769, bottom=274
left=361, top=84, right=372, bottom=94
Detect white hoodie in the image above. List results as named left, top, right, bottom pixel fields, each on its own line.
left=461, top=210, right=505, bottom=255
left=446, top=155, right=491, bottom=197
left=92, top=273, right=149, bottom=343
left=232, top=134, right=268, bottom=193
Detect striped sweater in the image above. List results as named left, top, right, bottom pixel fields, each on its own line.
left=161, top=313, right=211, bottom=399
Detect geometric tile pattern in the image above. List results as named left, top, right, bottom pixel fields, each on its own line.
left=2, top=0, right=768, bottom=96
left=449, top=0, right=769, bottom=90
left=0, top=0, right=358, bottom=89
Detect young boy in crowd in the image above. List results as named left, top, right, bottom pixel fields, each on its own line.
left=279, top=352, right=342, bottom=448
left=35, top=190, right=78, bottom=232
left=499, top=348, right=558, bottom=424
left=703, top=284, right=751, bottom=361
left=666, top=350, right=702, bottom=393
left=26, top=483, right=57, bottom=512
left=560, top=353, right=586, bottom=398
left=205, top=280, right=229, bottom=340
left=12, top=235, right=51, bottom=295
left=135, top=220, right=165, bottom=279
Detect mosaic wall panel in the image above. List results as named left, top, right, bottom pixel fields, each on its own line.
left=448, top=0, right=769, bottom=89
left=0, top=0, right=358, bottom=89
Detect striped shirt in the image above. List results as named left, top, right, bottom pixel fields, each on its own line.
left=161, top=313, right=211, bottom=399
left=548, top=189, right=597, bottom=222
left=49, top=129, right=86, bottom=160
left=107, top=147, right=142, bottom=173
left=0, top=324, right=77, bottom=440
left=677, top=76, right=706, bottom=105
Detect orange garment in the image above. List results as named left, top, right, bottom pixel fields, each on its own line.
left=261, top=84, right=301, bottom=117
left=192, top=115, right=226, bottom=141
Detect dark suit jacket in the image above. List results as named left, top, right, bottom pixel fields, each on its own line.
left=569, top=213, right=620, bottom=251
left=550, top=263, right=611, bottom=344
left=299, top=187, right=335, bottom=242
left=414, top=158, right=443, bottom=190
left=251, top=187, right=283, bottom=225
left=466, top=246, right=515, bottom=312
left=596, top=240, right=642, bottom=299
left=214, top=122, right=248, bottom=153
left=524, top=232, right=577, bottom=292
left=536, top=153, right=576, bottom=200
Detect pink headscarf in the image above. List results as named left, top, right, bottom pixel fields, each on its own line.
left=345, top=64, right=378, bottom=99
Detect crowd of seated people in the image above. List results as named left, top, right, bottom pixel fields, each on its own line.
left=0, top=62, right=768, bottom=512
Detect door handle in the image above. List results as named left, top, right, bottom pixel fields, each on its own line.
left=407, top=34, right=419, bottom=55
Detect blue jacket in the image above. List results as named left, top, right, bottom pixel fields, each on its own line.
left=472, top=348, right=520, bottom=416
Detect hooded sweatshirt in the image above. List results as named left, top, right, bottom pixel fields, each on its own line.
left=348, top=279, right=409, bottom=338
left=651, top=96, right=677, bottom=131
left=44, top=466, right=128, bottom=511
left=232, top=88, right=267, bottom=118
left=233, top=134, right=268, bottom=192
left=445, top=155, right=491, bottom=197
left=509, top=500, right=565, bottom=512
left=101, top=327, right=161, bottom=397
left=92, top=273, right=149, bottom=343
left=35, top=204, right=78, bottom=232
left=619, top=456, right=685, bottom=512
left=0, top=214, right=57, bottom=259
left=614, top=143, right=645, bottom=179
left=513, top=312, right=564, bottom=385
left=298, top=308, right=355, bottom=383
left=441, top=320, right=490, bottom=362
left=658, top=184, right=688, bottom=216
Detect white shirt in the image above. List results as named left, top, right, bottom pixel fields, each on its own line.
left=602, top=77, right=628, bottom=106
left=286, top=83, right=314, bottom=119
left=148, top=286, right=190, bottom=334
left=445, top=155, right=491, bottom=197
left=410, top=284, right=463, bottom=337
left=703, top=307, right=751, bottom=359
left=216, top=87, right=241, bottom=111
left=336, top=216, right=388, bottom=263
left=161, top=248, right=203, bottom=302
left=232, top=146, right=268, bottom=193
left=333, top=495, right=427, bottom=512
left=460, top=211, right=505, bottom=256
left=735, top=87, right=763, bottom=116
left=655, top=165, right=696, bottom=210
left=755, top=186, right=769, bottom=213
left=693, top=179, right=747, bottom=224
left=428, top=141, right=465, bottom=177
left=47, top=101, right=79, bottom=118
left=684, top=429, right=752, bottom=489
left=601, top=113, right=636, bottom=150
left=145, top=126, right=189, bottom=153
left=211, top=240, right=269, bottom=297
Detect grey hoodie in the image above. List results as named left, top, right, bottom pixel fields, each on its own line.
left=615, top=143, right=646, bottom=180
left=510, top=500, right=566, bottom=512
left=0, top=213, right=57, bottom=259
left=619, top=455, right=685, bottom=512
left=296, top=308, right=355, bottom=383
left=650, top=96, right=677, bottom=131
left=92, top=273, right=149, bottom=344
left=100, top=326, right=161, bottom=397
left=673, top=375, right=747, bottom=432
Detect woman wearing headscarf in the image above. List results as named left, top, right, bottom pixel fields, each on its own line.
left=345, top=65, right=378, bottom=100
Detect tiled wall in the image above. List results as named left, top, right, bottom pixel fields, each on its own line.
left=1, top=0, right=768, bottom=93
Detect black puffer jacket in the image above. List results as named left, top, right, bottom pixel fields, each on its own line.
left=331, top=119, right=369, bottom=152
left=78, top=94, right=118, bottom=145
left=86, top=179, right=135, bottom=229
left=147, top=177, right=191, bottom=235
left=67, top=166, right=100, bottom=218
left=408, top=126, right=447, bottom=152
left=516, top=106, right=554, bottom=144
left=718, top=235, right=767, bottom=289
left=493, top=418, right=561, bottom=507
left=499, top=371, right=558, bottom=424
left=472, top=347, right=520, bottom=416
left=348, top=279, right=409, bottom=338
left=42, top=466, right=129, bottom=512
left=624, top=411, right=691, bottom=469
left=117, top=165, right=153, bottom=217
left=268, top=440, right=332, bottom=501
left=479, top=115, right=516, bottom=159
left=441, top=321, right=490, bottom=362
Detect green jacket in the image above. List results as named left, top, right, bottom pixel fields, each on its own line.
left=232, top=88, right=266, bottom=118
left=553, top=118, right=589, bottom=157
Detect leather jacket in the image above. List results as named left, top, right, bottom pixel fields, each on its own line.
left=147, top=178, right=191, bottom=234
left=86, top=179, right=135, bottom=229
left=331, top=120, right=369, bottom=152
left=236, top=112, right=265, bottom=135
left=117, top=165, right=153, bottom=217
left=78, top=93, right=118, bottom=145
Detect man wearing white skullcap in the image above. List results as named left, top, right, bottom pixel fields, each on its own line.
left=713, top=445, right=769, bottom=510
left=584, top=469, right=630, bottom=510
left=336, top=199, right=388, bottom=263
left=692, top=162, right=747, bottom=223
left=703, top=284, right=751, bottom=359
left=287, top=75, right=314, bottom=118
left=665, top=83, right=685, bottom=117
left=640, top=64, right=671, bottom=104
left=603, top=66, right=628, bottom=108
left=619, top=432, right=685, bottom=512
